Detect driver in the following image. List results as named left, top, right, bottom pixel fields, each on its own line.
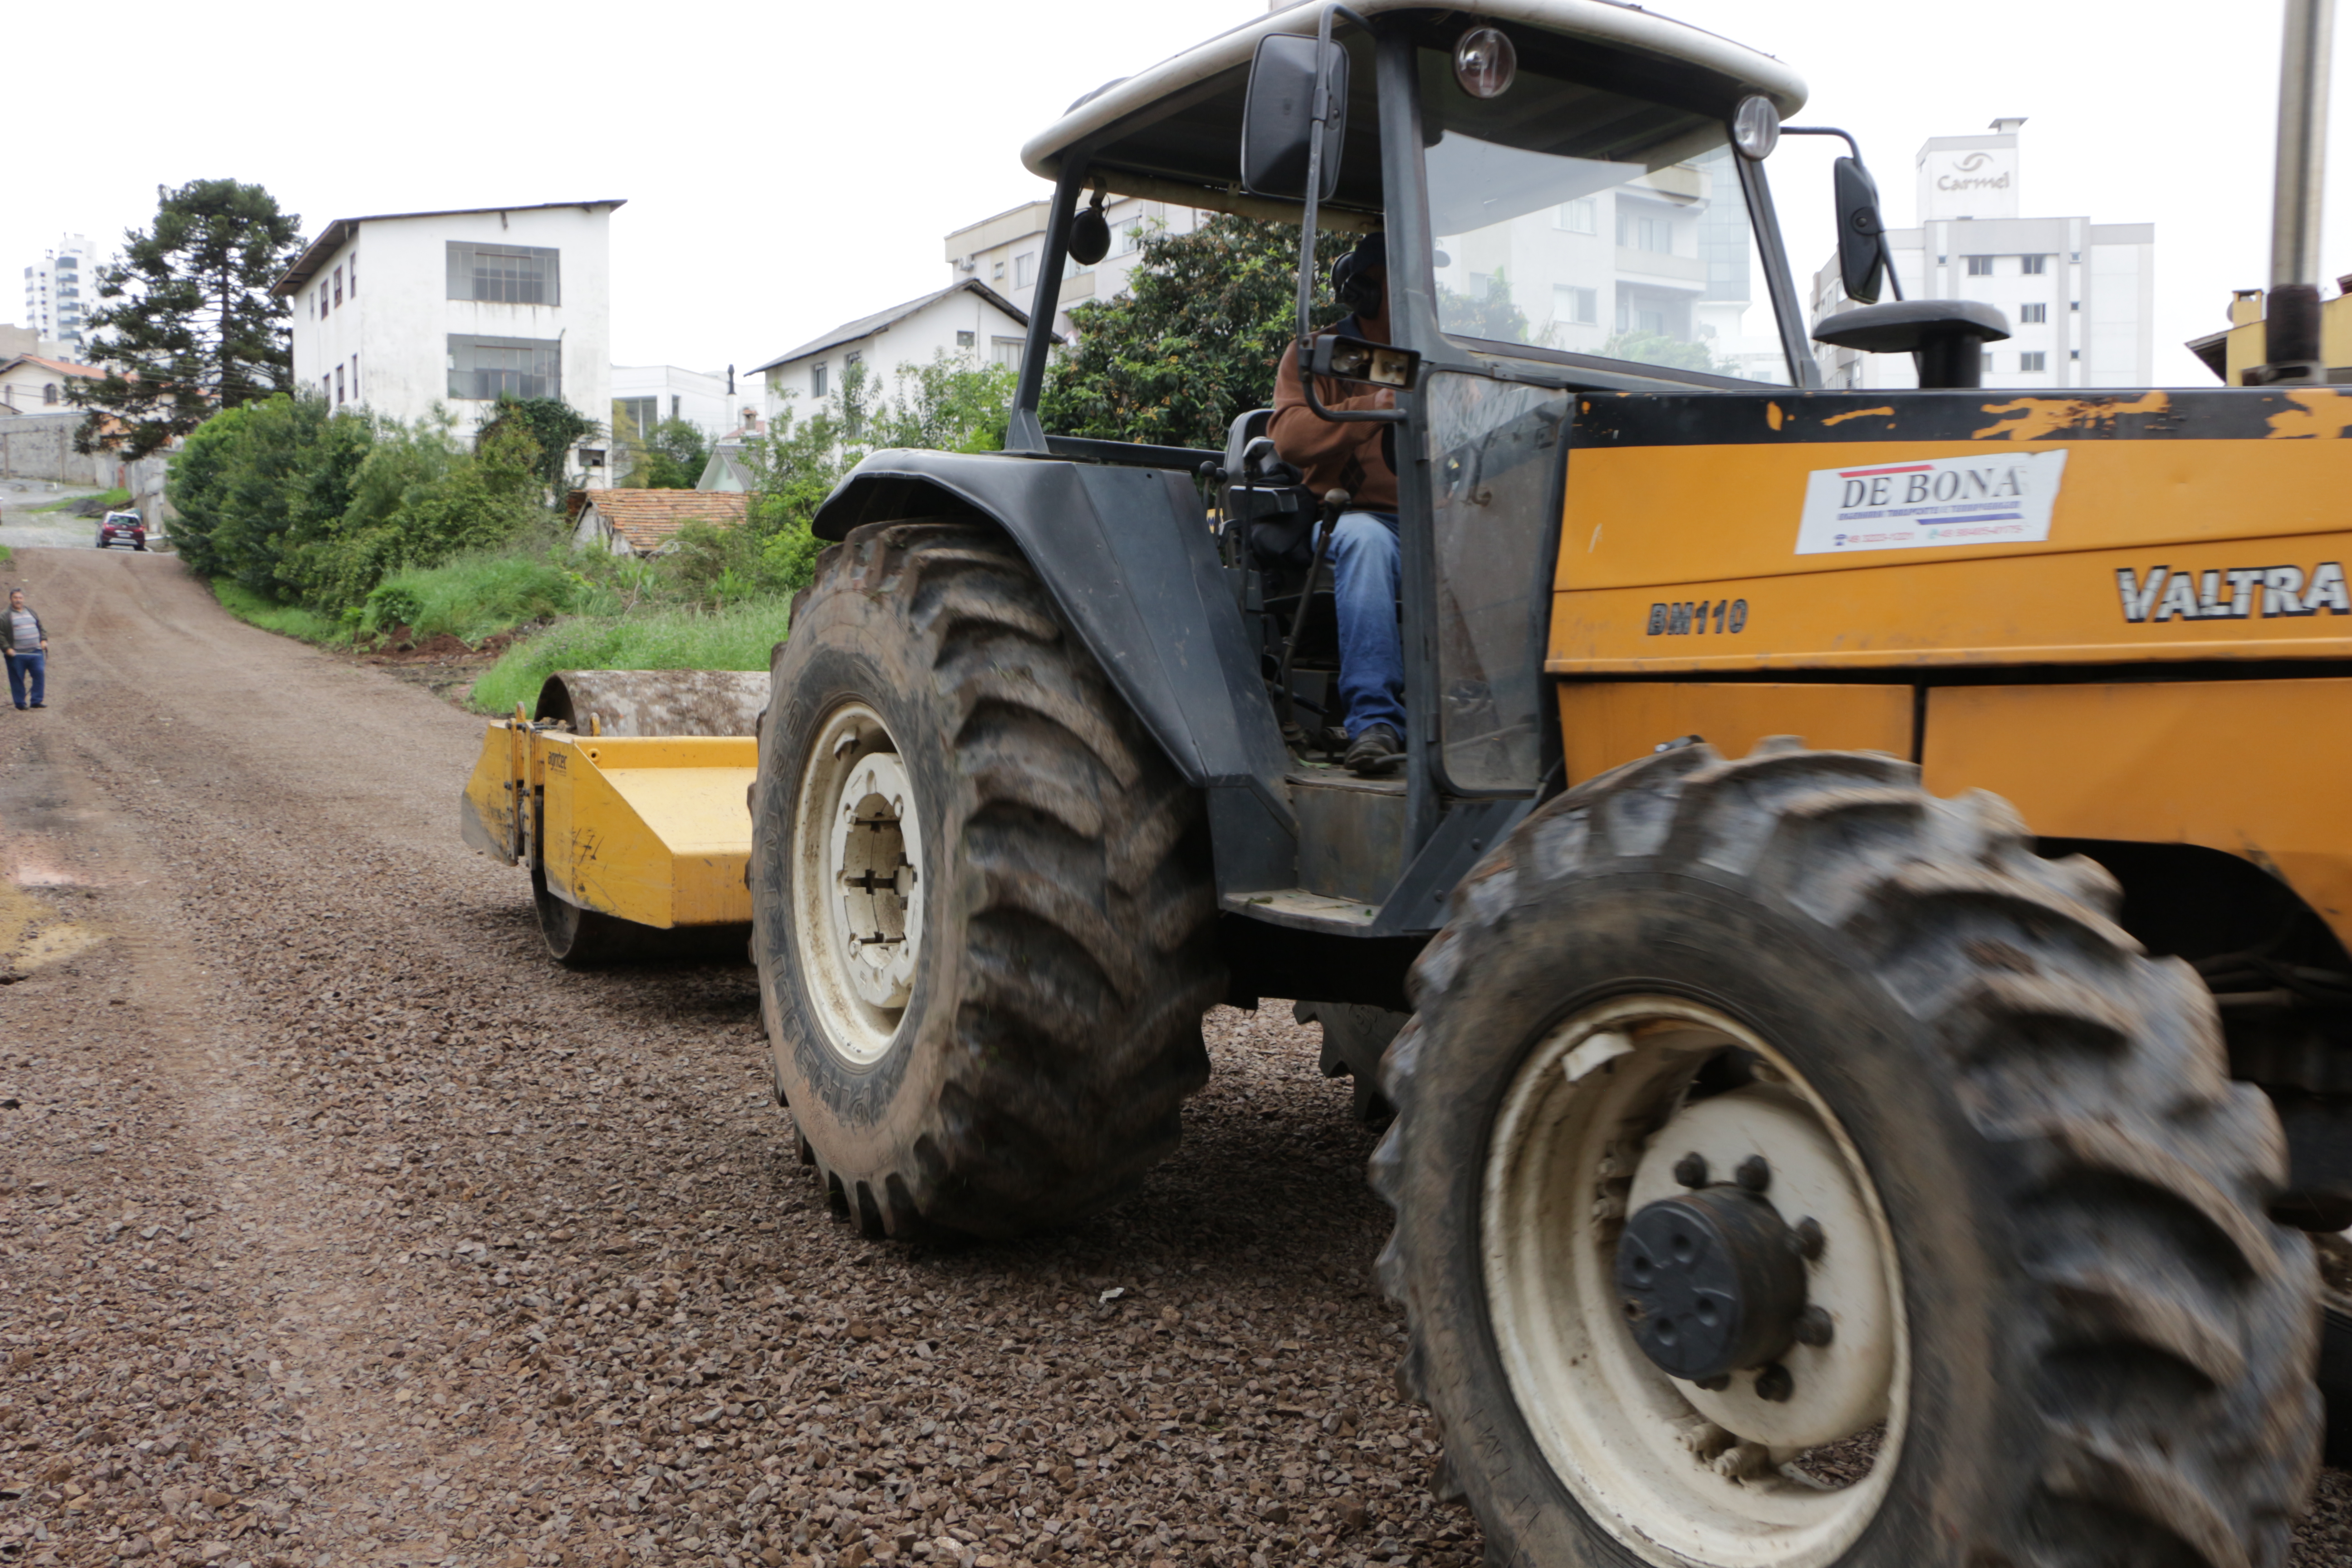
left=1269, top=232, right=1404, bottom=777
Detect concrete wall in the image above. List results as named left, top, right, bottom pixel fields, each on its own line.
left=0, top=412, right=174, bottom=529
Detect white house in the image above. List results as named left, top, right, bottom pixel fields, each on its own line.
left=749, top=279, right=1044, bottom=431
left=1812, top=121, right=2155, bottom=390
left=611, top=363, right=757, bottom=445
left=0, top=353, right=102, bottom=417
left=274, top=200, right=622, bottom=472
left=945, top=196, right=1203, bottom=338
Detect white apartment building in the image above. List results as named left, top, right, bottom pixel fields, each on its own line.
left=22, top=235, right=95, bottom=352
left=945, top=197, right=1203, bottom=338
left=611, top=364, right=757, bottom=445
left=274, top=200, right=622, bottom=468
left=750, top=279, right=1042, bottom=431
left=1813, top=121, right=2155, bottom=389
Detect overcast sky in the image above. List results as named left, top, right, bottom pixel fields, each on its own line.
left=11, top=0, right=2347, bottom=387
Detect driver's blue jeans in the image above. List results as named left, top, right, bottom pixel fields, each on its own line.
left=1328, top=510, right=1404, bottom=740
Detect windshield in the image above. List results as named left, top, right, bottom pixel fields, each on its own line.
left=1419, top=48, right=1790, bottom=383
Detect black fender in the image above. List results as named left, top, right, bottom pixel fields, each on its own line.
left=814, top=449, right=1297, bottom=893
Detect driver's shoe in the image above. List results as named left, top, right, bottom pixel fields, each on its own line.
left=1343, top=723, right=1405, bottom=777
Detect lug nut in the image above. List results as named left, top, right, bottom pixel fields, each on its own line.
left=1735, top=1155, right=1771, bottom=1193
left=1794, top=1306, right=1834, bottom=1348
left=1673, top=1152, right=1709, bottom=1189
left=1752, top=1362, right=1794, bottom=1402
left=1793, top=1217, right=1825, bottom=1261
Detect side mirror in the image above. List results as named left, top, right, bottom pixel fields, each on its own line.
left=1310, top=333, right=1420, bottom=389
left=1241, top=34, right=1347, bottom=201
left=1833, top=156, right=1886, bottom=305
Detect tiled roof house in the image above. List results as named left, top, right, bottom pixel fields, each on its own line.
left=566, top=489, right=749, bottom=556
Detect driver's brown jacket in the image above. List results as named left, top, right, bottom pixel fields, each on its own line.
left=1269, top=322, right=1399, bottom=512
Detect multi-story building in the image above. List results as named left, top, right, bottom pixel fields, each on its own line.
left=611, top=364, right=758, bottom=445
left=944, top=196, right=1204, bottom=340
left=22, top=235, right=95, bottom=352
left=1812, top=120, right=2155, bottom=389
left=749, top=279, right=1042, bottom=433
left=273, top=200, right=622, bottom=472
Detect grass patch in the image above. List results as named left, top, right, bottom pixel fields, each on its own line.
left=472, top=598, right=793, bottom=715
left=365, top=550, right=585, bottom=644
left=211, top=579, right=348, bottom=647
left=0, top=545, right=12, bottom=567
left=30, top=487, right=131, bottom=515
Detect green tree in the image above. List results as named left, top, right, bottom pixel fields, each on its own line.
left=164, top=393, right=372, bottom=595
left=479, top=395, right=597, bottom=492
left=628, top=417, right=710, bottom=489
left=1438, top=268, right=1531, bottom=345
left=73, top=179, right=305, bottom=459
left=1602, top=329, right=1730, bottom=376
left=868, top=352, right=1017, bottom=454
left=1042, top=214, right=1340, bottom=451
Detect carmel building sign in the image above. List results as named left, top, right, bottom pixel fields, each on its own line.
left=1919, top=138, right=2020, bottom=220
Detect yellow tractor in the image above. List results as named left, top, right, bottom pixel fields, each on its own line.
left=469, top=0, right=2352, bottom=1560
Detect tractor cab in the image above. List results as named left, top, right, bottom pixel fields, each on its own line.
left=978, top=0, right=1841, bottom=989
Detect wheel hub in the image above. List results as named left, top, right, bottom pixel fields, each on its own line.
left=1616, top=1184, right=1806, bottom=1384
left=791, top=703, right=927, bottom=1065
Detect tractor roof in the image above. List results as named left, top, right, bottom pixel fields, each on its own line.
left=1022, top=0, right=1805, bottom=228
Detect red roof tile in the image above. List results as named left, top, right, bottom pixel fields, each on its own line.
left=567, top=489, right=748, bottom=552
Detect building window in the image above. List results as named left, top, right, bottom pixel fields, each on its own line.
left=2019, top=302, right=2048, bottom=323
left=671, top=394, right=681, bottom=421
left=348, top=252, right=357, bottom=298
left=1553, top=284, right=1597, bottom=325
left=991, top=259, right=1006, bottom=280
left=811, top=362, right=827, bottom=399
left=446, top=334, right=560, bottom=400
left=41, top=382, right=57, bottom=405
left=351, top=354, right=359, bottom=401
left=2021, top=254, right=2048, bottom=275
left=445, top=242, right=561, bottom=305
left=1556, top=198, right=1597, bottom=234
left=1983, top=353, right=1995, bottom=375
left=317, top=284, right=327, bottom=319
left=1617, top=208, right=1674, bottom=253
left=956, top=330, right=976, bottom=348
left=2020, top=352, right=2047, bottom=372
left=616, top=396, right=658, bottom=440
left=323, top=375, right=333, bottom=401
left=2071, top=300, right=2081, bottom=311
left=333, top=265, right=343, bottom=308
left=1965, top=255, right=1994, bottom=276
left=2071, top=349, right=2081, bottom=360
left=1014, top=252, right=1036, bottom=289
left=991, top=336, right=1024, bottom=370
left=335, top=364, right=345, bottom=405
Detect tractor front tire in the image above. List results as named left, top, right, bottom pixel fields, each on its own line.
left=752, top=520, right=1222, bottom=1239
left=1373, top=739, right=2318, bottom=1568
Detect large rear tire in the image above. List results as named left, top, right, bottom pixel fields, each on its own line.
left=1372, top=739, right=2318, bottom=1568
left=752, top=520, right=1222, bottom=1238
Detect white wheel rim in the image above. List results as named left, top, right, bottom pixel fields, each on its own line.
left=791, top=703, right=925, bottom=1066
left=1482, top=995, right=1908, bottom=1568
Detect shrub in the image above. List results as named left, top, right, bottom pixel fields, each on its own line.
left=470, top=598, right=794, bottom=715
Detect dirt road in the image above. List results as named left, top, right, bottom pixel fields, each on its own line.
left=2, top=546, right=2348, bottom=1568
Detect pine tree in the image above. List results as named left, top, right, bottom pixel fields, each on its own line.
left=71, top=179, right=305, bottom=459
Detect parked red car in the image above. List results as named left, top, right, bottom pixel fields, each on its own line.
left=96, top=511, right=147, bottom=551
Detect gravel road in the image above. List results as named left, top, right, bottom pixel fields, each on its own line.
left=2, top=545, right=2347, bottom=1568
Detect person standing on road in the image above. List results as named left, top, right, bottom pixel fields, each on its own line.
left=5, top=588, right=48, bottom=710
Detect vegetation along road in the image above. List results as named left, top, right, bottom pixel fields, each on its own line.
left=5, top=544, right=2352, bottom=1568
